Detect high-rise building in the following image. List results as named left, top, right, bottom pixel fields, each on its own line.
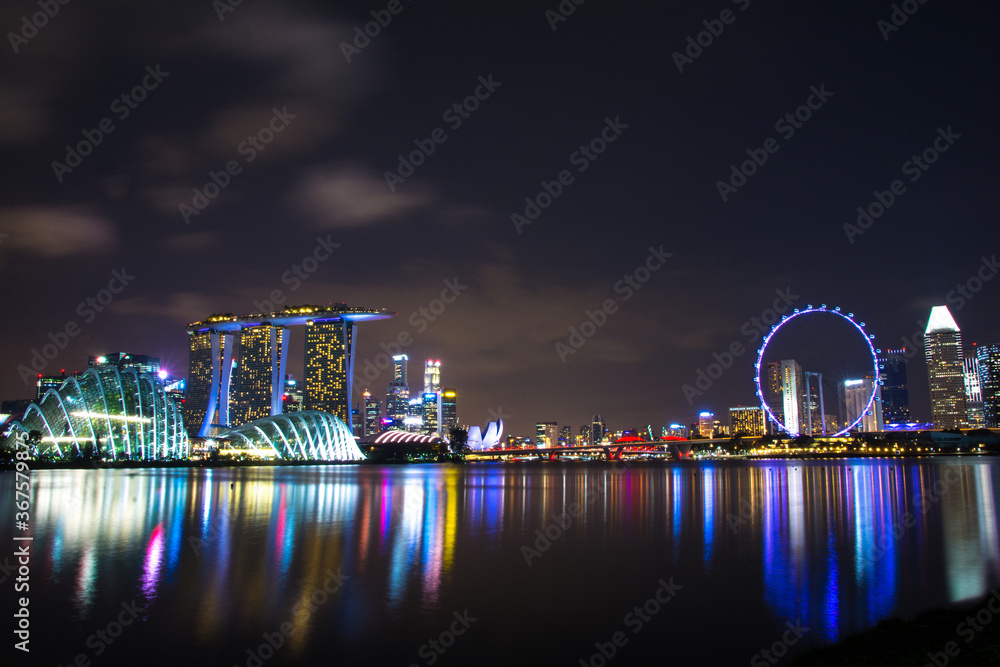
left=36, top=370, right=67, bottom=399
left=422, top=392, right=440, bottom=436
left=405, top=396, right=423, bottom=433
left=89, top=352, right=161, bottom=375
left=591, top=415, right=606, bottom=446
left=559, top=425, right=571, bottom=445
left=729, top=406, right=765, bottom=436
left=423, top=359, right=441, bottom=394
left=536, top=421, right=558, bottom=447
left=363, top=390, right=382, bottom=436
left=698, top=411, right=714, bottom=438
left=765, top=361, right=785, bottom=426
left=924, top=306, right=967, bottom=429
left=303, top=320, right=355, bottom=426
left=234, top=325, right=290, bottom=426
left=878, top=348, right=910, bottom=425
left=283, top=376, right=303, bottom=412
left=843, top=377, right=883, bottom=432
left=386, top=354, right=410, bottom=430
left=185, top=328, right=235, bottom=437
left=440, top=388, right=458, bottom=434
left=976, top=343, right=1000, bottom=428
left=775, top=359, right=805, bottom=435
left=666, top=424, right=688, bottom=438
left=964, top=355, right=985, bottom=428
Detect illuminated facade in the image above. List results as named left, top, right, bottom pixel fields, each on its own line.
left=422, top=392, right=440, bottom=436
left=536, top=421, right=558, bottom=447
left=778, top=360, right=805, bottom=435
left=185, top=328, right=235, bottom=437
left=924, top=306, right=966, bottom=429
left=843, top=378, right=883, bottom=432
left=697, top=411, right=714, bottom=438
left=440, top=388, right=457, bottom=433
left=234, top=325, right=290, bottom=427
left=977, top=343, right=1000, bottom=428
left=217, top=410, right=363, bottom=461
left=363, top=390, right=381, bottom=436
left=729, top=406, right=765, bottom=436
left=878, top=348, right=910, bottom=424
left=423, top=359, right=441, bottom=393
left=303, top=320, right=355, bottom=425
left=964, top=355, right=985, bottom=427
left=5, top=365, right=188, bottom=460
left=386, top=354, right=409, bottom=430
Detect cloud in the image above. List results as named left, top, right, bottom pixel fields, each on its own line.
left=0, top=207, right=116, bottom=257
left=292, top=164, right=432, bottom=228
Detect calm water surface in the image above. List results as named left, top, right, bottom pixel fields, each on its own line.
left=4, top=458, right=1000, bottom=665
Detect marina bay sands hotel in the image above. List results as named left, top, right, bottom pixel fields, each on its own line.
left=185, top=304, right=394, bottom=438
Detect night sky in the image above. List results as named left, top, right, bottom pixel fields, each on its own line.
left=1, top=0, right=997, bottom=437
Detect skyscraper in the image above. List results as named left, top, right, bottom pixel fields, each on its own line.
left=764, top=361, right=785, bottom=427
left=234, top=325, right=290, bottom=426
left=303, top=320, right=356, bottom=426
left=386, top=354, right=409, bottom=430
left=698, top=411, right=714, bottom=438
left=363, top=390, right=381, bottom=437
left=422, top=392, right=440, bottom=436
left=559, top=425, right=571, bottom=445
left=423, top=359, right=441, bottom=394
left=964, top=354, right=985, bottom=428
left=186, top=328, right=235, bottom=437
left=774, top=359, right=804, bottom=435
left=924, top=306, right=966, bottom=429
left=591, top=415, right=606, bottom=446
left=536, top=421, right=558, bottom=447
left=976, top=343, right=1000, bottom=428
left=440, top=388, right=458, bottom=433
left=878, top=348, right=910, bottom=425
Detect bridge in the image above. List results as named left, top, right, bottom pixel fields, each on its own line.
left=467, top=440, right=696, bottom=461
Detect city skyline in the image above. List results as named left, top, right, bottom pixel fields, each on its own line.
left=1, top=2, right=998, bottom=439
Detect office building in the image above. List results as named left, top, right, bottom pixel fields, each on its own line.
left=976, top=343, right=1000, bottom=427
left=423, top=359, right=441, bottom=394
left=185, top=327, right=235, bottom=437
left=440, top=388, right=458, bottom=433
left=559, top=425, right=572, bottom=445
left=36, top=370, right=67, bottom=399
left=698, top=411, right=714, bottom=438
left=878, top=348, right=910, bottom=424
left=386, top=354, right=410, bottom=430
left=844, top=377, right=882, bottom=432
left=924, top=306, right=967, bottom=429
left=422, top=392, right=441, bottom=436
left=234, top=325, right=290, bottom=426
left=730, top=406, right=765, bottom=436
left=536, top=421, right=558, bottom=447
left=964, top=355, right=985, bottom=427
left=303, top=320, right=354, bottom=425
left=591, top=415, right=606, bottom=446
left=283, top=376, right=304, bottom=412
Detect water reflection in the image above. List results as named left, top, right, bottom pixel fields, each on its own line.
left=8, top=459, right=1000, bottom=660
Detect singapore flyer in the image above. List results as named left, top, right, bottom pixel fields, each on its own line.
left=753, top=305, right=879, bottom=437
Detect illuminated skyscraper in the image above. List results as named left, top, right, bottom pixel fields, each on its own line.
left=964, top=354, right=985, bottom=427
left=303, top=320, right=355, bottom=426
left=591, top=415, right=606, bottom=446
left=422, top=392, right=440, bottom=436
left=440, top=388, right=458, bottom=433
left=186, top=328, right=235, bottom=437
left=559, top=425, right=571, bottom=445
left=764, top=361, right=785, bottom=428
left=878, top=348, right=910, bottom=425
left=977, top=343, right=1000, bottom=428
left=924, top=306, right=966, bottom=429
left=386, top=354, right=410, bottom=430
left=423, top=359, right=441, bottom=394
left=536, top=421, right=558, bottom=447
left=234, top=325, right=290, bottom=426
left=363, top=390, right=381, bottom=436
left=698, top=411, right=714, bottom=438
